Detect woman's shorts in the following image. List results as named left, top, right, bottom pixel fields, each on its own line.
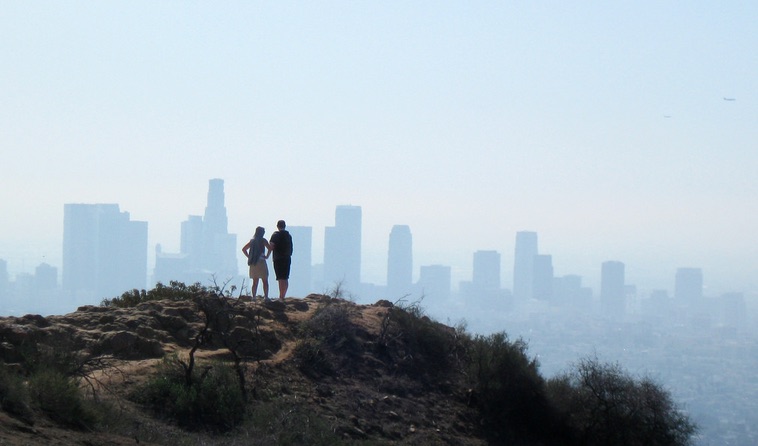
left=248, top=260, right=269, bottom=281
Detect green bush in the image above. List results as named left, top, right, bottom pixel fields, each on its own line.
left=293, top=338, right=333, bottom=377
left=300, top=303, right=358, bottom=349
left=0, top=364, right=33, bottom=423
left=466, top=332, right=564, bottom=444
left=133, top=355, right=245, bottom=432
left=248, top=399, right=345, bottom=446
left=102, top=281, right=207, bottom=308
left=379, top=302, right=458, bottom=380
left=28, top=369, right=99, bottom=429
left=547, top=357, right=697, bottom=446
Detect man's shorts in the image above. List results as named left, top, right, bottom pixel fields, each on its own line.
left=273, top=257, right=291, bottom=280
left=249, top=260, right=269, bottom=281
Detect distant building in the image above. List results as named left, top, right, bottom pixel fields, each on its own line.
left=674, top=267, right=703, bottom=303
left=63, top=203, right=147, bottom=303
left=34, top=262, right=58, bottom=293
left=460, top=250, right=509, bottom=308
left=287, top=225, right=313, bottom=297
left=387, top=225, right=413, bottom=299
left=417, top=264, right=451, bottom=303
left=720, top=292, right=746, bottom=332
left=154, top=179, right=238, bottom=286
left=600, top=261, right=625, bottom=319
left=532, top=254, right=554, bottom=301
left=553, top=274, right=592, bottom=309
left=323, top=205, right=362, bottom=292
left=472, top=250, right=501, bottom=292
left=513, top=231, right=538, bottom=301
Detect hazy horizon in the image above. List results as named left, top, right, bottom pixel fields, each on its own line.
left=2, top=2, right=757, bottom=297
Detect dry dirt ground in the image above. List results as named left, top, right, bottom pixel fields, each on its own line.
left=0, top=294, right=489, bottom=445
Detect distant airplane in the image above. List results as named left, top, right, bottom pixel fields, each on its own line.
left=723, top=97, right=736, bottom=101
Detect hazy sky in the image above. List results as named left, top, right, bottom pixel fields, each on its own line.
left=2, top=2, right=756, bottom=295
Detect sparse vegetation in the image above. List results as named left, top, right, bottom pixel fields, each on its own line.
left=0, top=283, right=697, bottom=445
left=102, top=280, right=207, bottom=307
left=132, top=354, right=245, bottom=432
left=28, top=368, right=100, bottom=429
left=466, top=331, right=566, bottom=444
left=546, top=357, right=697, bottom=446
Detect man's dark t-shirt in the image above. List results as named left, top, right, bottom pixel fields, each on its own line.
left=270, top=230, right=293, bottom=260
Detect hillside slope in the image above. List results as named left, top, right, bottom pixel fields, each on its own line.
left=0, top=294, right=489, bottom=445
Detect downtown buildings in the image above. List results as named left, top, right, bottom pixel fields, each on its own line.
left=154, top=178, right=238, bottom=285
left=62, top=203, right=147, bottom=304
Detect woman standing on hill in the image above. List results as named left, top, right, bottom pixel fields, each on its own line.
left=241, top=226, right=271, bottom=301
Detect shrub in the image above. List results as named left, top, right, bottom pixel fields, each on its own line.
left=0, top=364, right=33, bottom=423
left=102, top=281, right=207, bottom=308
left=378, top=301, right=459, bottom=380
left=293, top=338, right=333, bottom=377
left=27, top=368, right=99, bottom=429
left=248, top=399, right=344, bottom=446
left=547, top=357, right=697, bottom=446
left=300, top=302, right=357, bottom=349
left=133, top=355, right=245, bottom=432
left=466, top=332, right=564, bottom=444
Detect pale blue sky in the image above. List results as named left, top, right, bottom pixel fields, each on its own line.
left=2, top=1, right=756, bottom=295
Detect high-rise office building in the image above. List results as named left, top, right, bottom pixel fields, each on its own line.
left=154, top=179, right=238, bottom=285
left=600, top=261, right=625, bottom=319
left=513, top=231, right=538, bottom=301
left=473, top=250, right=501, bottom=292
left=721, top=292, right=746, bottom=332
left=553, top=274, right=593, bottom=308
left=180, top=215, right=204, bottom=271
left=387, top=225, right=413, bottom=298
left=287, top=225, right=312, bottom=297
left=674, top=267, right=703, bottom=302
left=34, top=262, right=58, bottom=293
left=532, top=254, right=554, bottom=301
left=324, top=205, right=362, bottom=291
left=417, top=264, right=451, bottom=303
left=200, top=179, right=237, bottom=277
left=63, top=203, right=147, bottom=303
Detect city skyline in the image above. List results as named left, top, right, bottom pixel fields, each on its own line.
left=0, top=192, right=748, bottom=305
left=2, top=2, right=756, bottom=298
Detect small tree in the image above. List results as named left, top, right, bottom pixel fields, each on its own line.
left=547, top=357, right=697, bottom=446
left=466, top=332, right=565, bottom=444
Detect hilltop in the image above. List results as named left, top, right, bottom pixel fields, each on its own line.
left=0, top=284, right=696, bottom=445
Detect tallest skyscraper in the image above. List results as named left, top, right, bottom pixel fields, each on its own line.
left=200, top=179, right=236, bottom=277
left=154, top=179, right=238, bottom=285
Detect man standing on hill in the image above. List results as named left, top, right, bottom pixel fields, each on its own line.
left=269, top=219, right=293, bottom=301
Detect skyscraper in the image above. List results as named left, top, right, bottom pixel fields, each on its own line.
left=387, top=225, right=413, bottom=298
left=287, top=225, right=312, bottom=297
left=154, top=179, right=238, bottom=285
left=63, top=203, right=147, bottom=303
left=674, top=267, right=703, bottom=303
left=600, top=261, right=625, bottom=319
left=324, top=205, right=362, bottom=291
left=513, top=231, right=538, bottom=301
left=200, top=179, right=237, bottom=277
left=472, top=250, right=501, bottom=292
left=532, top=254, right=554, bottom=301
left=417, top=264, right=451, bottom=303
